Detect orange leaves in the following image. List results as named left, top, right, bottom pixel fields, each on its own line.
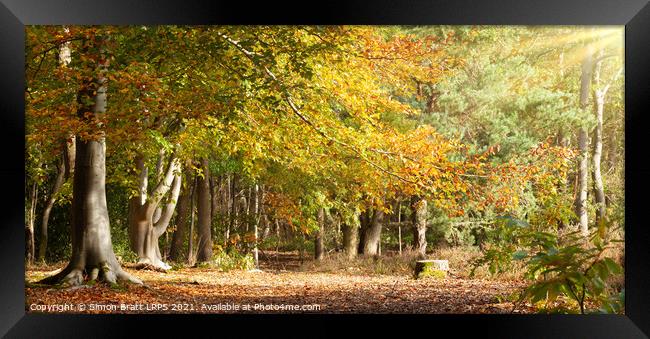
left=25, top=258, right=532, bottom=314
left=263, top=191, right=303, bottom=229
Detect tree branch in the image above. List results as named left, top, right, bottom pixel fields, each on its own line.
left=148, top=150, right=181, bottom=213
left=154, top=173, right=182, bottom=236
left=599, top=66, right=623, bottom=97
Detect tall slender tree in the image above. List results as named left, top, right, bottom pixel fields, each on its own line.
left=576, top=42, right=593, bottom=237
left=196, top=158, right=213, bottom=262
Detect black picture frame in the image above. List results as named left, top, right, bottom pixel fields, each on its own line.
left=1, top=0, right=648, bottom=337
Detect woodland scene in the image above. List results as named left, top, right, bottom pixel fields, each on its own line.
left=25, top=25, right=625, bottom=314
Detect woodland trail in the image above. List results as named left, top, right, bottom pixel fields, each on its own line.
left=25, top=252, right=530, bottom=314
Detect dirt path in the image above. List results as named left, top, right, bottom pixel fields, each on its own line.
left=25, top=253, right=529, bottom=314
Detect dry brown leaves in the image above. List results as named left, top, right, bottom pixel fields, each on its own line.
left=26, top=259, right=530, bottom=314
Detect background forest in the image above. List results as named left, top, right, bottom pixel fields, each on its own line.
left=25, top=25, right=625, bottom=314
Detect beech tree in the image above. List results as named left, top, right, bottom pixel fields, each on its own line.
left=39, top=31, right=141, bottom=285
left=127, top=150, right=181, bottom=270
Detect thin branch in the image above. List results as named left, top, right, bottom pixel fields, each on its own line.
left=592, top=53, right=617, bottom=66
left=148, top=151, right=181, bottom=212
left=599, top=67, right=623, bottom=96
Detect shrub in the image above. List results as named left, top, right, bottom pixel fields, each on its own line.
left=209, top=249, right=255, bottom=272
left=472, top=215, right=625, bottom=314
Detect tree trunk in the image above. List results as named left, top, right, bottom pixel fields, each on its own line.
left=196, top=158, right=212, bottom=262
left=64, top=136, right=76, bottom=179
left=210, top=175, right=219, bottom=223
left=170, top=175, right=192, bottom=262
left=223, top=174, right=231, bottom=244
left=128, top=151, right=181, bottom=271
left=397, top=200, right=402, bottom=255
left=262, top=215, right=271, bottom=239
left=188, top=175, right=196, bottom=264
left=314, top=208, right=325, bottom=261
left=576, top=130, right=589, bottom=236
left=590, top=61, right=621, bottom=225
left=575, top=42, right=593, bottom=237
left=592, top=91, right=606, bottom=224
left=362, top=209, right=383, bottom=256
left=411, top=197, right=428, bottom=258
left=40, top=41, right=141, bottom=285
left=227, top=173, right=238, bottom=246
left=253, top=183, right=260, bottom=268
left=357, top=210, right=369, bottom=254
left=152, top=174, right=182, bottom=262
left=342, top=222, right=358, bottom=260
left=26, top=182, right=37, bottom=265
left=38, top=154, right=66, bottom=262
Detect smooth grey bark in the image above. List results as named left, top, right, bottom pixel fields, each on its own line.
left=411, top=197, right=428, bottom=258
left=361, top=209, right=383, bottom=256
left=128, top=151, right=181, bottom=270
left=188, top=174, right=197, bottom=264
left=591, top=64, right=622, bottom=225
left=153, top=175, right=182, bottom=258
left=576, top=42, right=593, bottom=237
left=592, top=91, right=606, bottom=224
left=41, top=41, right=141, bottom=285
left=253, top=183, right=260, bottom=268
left=341, top=222, right=358, bottom=259
left=576, top=130, right=589, bottom=236
left=314, top=208, right=325, bottom=261
left=63, top=136, right=76, bottom=179
left=341, top=210, right=359, bottom=260
left=262, top=214, right=271, bottom=239
left=196, top=158, right=212, bottom=262
left=170, top=176, right=192, bottom=262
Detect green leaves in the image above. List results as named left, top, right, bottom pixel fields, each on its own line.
left=512, top=250, right=528, bottom=260
left=602, top=257, right=623, bottom=275
left=147, top=130, right=173, bottom=152
left=474, top=214, right=624, bottom=314
left=497, top=215, right=530, bottom=228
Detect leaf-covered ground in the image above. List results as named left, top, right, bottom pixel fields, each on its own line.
left=26, top=252, right=532, bottom=314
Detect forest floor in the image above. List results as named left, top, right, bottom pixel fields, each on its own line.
left=25, top=251, right=532, bottom=314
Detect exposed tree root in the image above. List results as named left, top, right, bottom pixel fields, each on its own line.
left=37, top=262, right=143, bottom=287
left=134, top=263, right=169, bottom=272
left=134, top=258, right=171, bottom=272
